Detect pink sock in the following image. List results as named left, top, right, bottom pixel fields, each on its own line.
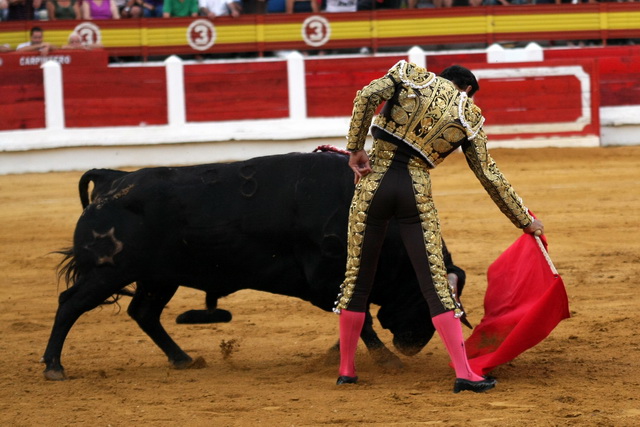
left=338, top=310, right=365, bottom=377
left=432, top=311, right=484, bottom=382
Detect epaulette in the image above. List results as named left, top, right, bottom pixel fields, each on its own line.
left=458, top=93, right=485, bottom=140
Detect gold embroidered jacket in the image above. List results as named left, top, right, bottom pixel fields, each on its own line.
left=346, top=60, right=533, bottom=229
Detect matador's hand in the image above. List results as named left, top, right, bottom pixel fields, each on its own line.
left=524, top=218, right=544, bottom=236
left=348, top=150, right=372, bottom=184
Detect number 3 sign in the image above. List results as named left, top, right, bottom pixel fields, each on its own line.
left=187, top=19, right=217, bottom=51
left=302, top=16, right=331, bottom=48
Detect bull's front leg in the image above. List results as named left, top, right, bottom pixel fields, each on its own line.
left=359, top=310, right=404, bottom=370
left=42, top=278, right=126, bottom=380
left=128, top=282, right=202, bottom=369
left=42, top=289, right=84, bottom=380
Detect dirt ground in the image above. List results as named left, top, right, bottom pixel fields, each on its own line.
left=1, top=145, right=639, bottom=426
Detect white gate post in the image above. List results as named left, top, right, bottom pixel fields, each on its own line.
left=408, top=46, right=426, bottom=69
left=286, top=51, right=307, bottom=120
left=165, top=55, right=186, bottom=126
left=42, top=60, right=65, bottom=130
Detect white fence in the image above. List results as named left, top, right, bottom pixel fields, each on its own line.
left=1, top=45, right=639, bottom=175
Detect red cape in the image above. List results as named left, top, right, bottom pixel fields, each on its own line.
left=464, top=234, right=571, bottom=375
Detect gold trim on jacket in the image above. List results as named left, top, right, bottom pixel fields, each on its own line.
left=345, top=60, right=533, bottom=229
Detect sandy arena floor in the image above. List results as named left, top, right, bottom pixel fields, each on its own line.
left=1, top=146, right=639, bottom=426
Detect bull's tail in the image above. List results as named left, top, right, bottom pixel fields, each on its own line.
left=55, top=247, right=79, bottom=289
left=55, top=248, right=134, bottom=306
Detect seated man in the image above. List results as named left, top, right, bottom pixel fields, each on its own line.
left=357, top=0, right=401, bottom=10
left=199, top=0, right=241, bottom=18
left=285, top=0, right=319, bottom=13
left=16, top=26, right=53, bottom=54
left=163, top=0, right=198, bottom=17
left=0, top=0, right=9, bottom=20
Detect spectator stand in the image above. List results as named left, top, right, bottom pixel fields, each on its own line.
left=0, top=3, right=639, bottom=60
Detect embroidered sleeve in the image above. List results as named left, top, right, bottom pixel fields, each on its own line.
left=461, top=129, right=534, bottom=229
left=458, top=94, right=484, bottom=141
left=346, top=74, right=397, bottom=152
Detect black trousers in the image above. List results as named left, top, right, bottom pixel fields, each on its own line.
left=335, top=139, right=459, bottom=318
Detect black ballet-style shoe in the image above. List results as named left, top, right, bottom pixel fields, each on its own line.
left=336, top=375, right=358, bottom=385
left=453, top=377, right=497, bottom=393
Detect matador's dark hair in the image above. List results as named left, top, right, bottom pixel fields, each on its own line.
left=439, top=65, right=480, bottom=97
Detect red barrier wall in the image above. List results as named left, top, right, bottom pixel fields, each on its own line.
left=63, top=66, right=168, bottom=127
left=0, top=68, right=45, bottom=130
left=0, top=46, right=635, bottom=139
left=471, top=59, right=600, bottom=140
left=184, top=61, right=289, bottom=122
left=0, top=50, right=111, bottom=130
left=546, top=46, right=640, bottom=108
left=305, top=55, right=406, bottom=118
left=480, top=76, right=582, bottom=124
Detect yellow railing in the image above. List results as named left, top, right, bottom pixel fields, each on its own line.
left=1, top=4, right=639, bottom=59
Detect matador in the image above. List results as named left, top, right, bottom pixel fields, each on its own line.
left=334, top=60, right=544, bottom=393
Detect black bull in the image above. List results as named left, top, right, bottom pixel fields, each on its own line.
left=42, top=150, right=466, bottom=380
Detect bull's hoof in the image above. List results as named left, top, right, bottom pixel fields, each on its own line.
left=393, top=344, right=423, bottom=357
left=323, top=345, right=340, bottom=366
left=176, top=309, right=232, bottom=324
left=173, top=356, right=207, bottom=370
left=370, top=348, right=404, bottom=371
left=44, top=369, right=67, bottom=381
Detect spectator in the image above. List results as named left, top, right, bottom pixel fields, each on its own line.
left=261, top=0, right=284, bottom=12
left=122, top=0, right=151, bottom=16
left=356, top=0, right=402, bottom=10
left=0, top=0, right=8, bottom=20
left=408, top=0, right=433, bottom=8
left=199, top=0, right=241, bottom=18
left=324, top=0, right=356, bottom=12
left=122, top=0, right=163, bottom=17
left=285, top=0, right=319, bottom=12
left=47, top=0, right=80, bottom=19
left=82, top=0, right=121, bottom=19
left=162, top=0, right=198, bottom=17
left=16, top=26, right=53, bottom=54
left=122, top=0, right=162, bottom=17
left=6, top=0, right=43, bottom=20
left=242, top=0, right=263, bottom=13
left=33, top=0, right=47, bottom=17
left=114, top=0, right=126, bottom=15
left=408, top=0, right=452, bottom=7
left=146, top=0, right=164, bottom=15
left=61, top=31, right=104, bottom=49
left=481, top=0, right=530, bottom=5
